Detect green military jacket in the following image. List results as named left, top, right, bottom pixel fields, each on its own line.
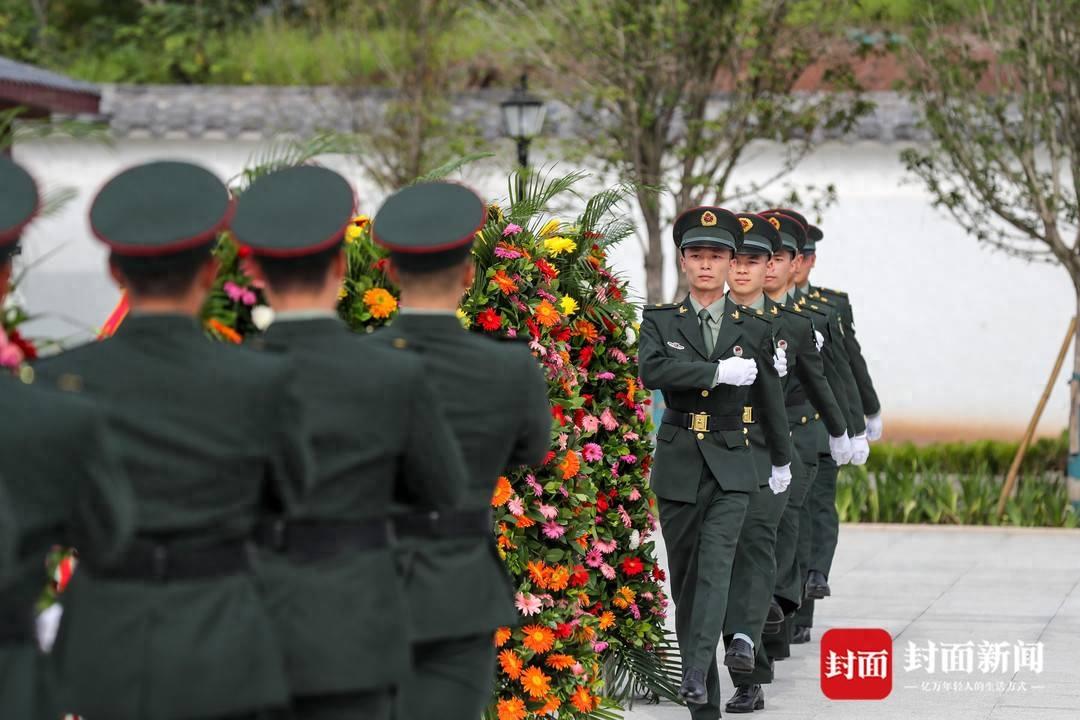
left=794, top=291, right=867, bottom=437
left=33, top=314, right=311, bottom=720
left=370, top=313, right=551, bottom=642
left=0, top=373, right=134, bottom=720
left=640, top=295, right=790, bottom=502
left=810, top=286, right=881, bottom=416
left=253, top=316, right=467, bottom=694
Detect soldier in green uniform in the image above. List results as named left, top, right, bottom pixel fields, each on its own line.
left=368, top=181, right=552, bottom=720
left=0, top=157, right=135, bottom=720
left=229, top=167, right=470, bottom=720
left=771, top=210, right=870, bottom=644
left=720, top=214, right=853, bottom=713
left=639, top=206, right=791, bottom=719
left=34, top=161, right=311, bottom=720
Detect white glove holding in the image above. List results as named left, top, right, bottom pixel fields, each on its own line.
left=850, top=433, right=870, bottom=465
left=773, top=346, right=788, bottom=378
left=828, top=434, right=853, bottom=465
left=769, top=464, right=792, bottom=494
left=714, top=357, right=758, bottom=387
left=866, top=413, right=883, bottom=441
left=814, top=329, right=825, bottom=351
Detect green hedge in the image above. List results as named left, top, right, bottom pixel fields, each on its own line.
left=837, top=434, right=1076, bottom=528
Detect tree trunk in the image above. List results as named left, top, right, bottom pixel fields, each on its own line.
left=1069, top=286, right=1080, bottom=513
left=642, top=198, right=664, bottom=305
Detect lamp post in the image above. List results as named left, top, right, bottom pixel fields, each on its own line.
left=500, top=73, right=546, bottom=200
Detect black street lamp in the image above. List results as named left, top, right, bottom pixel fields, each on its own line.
left=500, top=73, right=546, bottom=199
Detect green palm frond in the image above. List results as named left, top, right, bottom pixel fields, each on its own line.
left=586, top=699, right=626, bottom=719
left=232, top=131, right=363, bottom=193
left=578, top=183, right=636, bottom=237
left=508, top=168, right=588, bottom=221
left=39, top=186, right=78, bottom=218
left=414, top=152, right=494, bottom=183
left=603, top=631, right=684, bottom=708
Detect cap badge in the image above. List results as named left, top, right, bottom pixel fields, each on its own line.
left=738, top=217, right=754, bottom=233
left=767, top=216, right=781, bottom=230
left=733, top=345, right=743, bottom=357
left=701, top=210, right=717, bottom=227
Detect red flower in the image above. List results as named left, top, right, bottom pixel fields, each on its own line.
left=477, top=308, right=503, bottom=332
left=596, top=495, right=609, bottom=513
left=551, top=405, right=567, bottom=426
left=573, top=409, right=586, bottom=428
left=652, top=565, right=666, bottom=582
left=542, top=451, right=556, bottom=466
left=237, top=244, right=253, bottom=258
left=7, top=328, right=37, bottom=360
left=622, top=556, right=645, bottom=576
left=372, top=258, right=390, bottom=273
left=536, top=259, right=559, bottom=281
left=578, top=345, right=594, bottom=369
left=552, top=327, right=572, bottom=343
left=555, top=622, right=575, bottom=639
left=570, top=565, right=590, bottom=587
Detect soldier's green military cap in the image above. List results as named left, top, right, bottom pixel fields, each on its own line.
left=230, top=165, right=355, bottom=257
left=90, top=161, right=232, bottom=256
left=0, top=156, right=39, bottom=263
left=372, top=181, right=485, bottom=273
left=761, top=211, right=808, bottom=255
left=807, top=224, right=823, bottom=252
left=672, top=206, right=741, bottom=252
left=734, top=213, right=781, bottom=255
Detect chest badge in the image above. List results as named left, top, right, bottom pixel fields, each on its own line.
left=777, top=339, right=788, bottom=351
left=733, top=345, right=744, bottom=357
left=666, top=341, right=686, bottom=351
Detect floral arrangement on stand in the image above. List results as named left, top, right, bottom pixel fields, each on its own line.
left=203, top=170, right=680, bottom=719
left=1, top=277, right=38, bottom=371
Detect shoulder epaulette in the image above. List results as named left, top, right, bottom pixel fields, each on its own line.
left=643, top=302, right=680, bottom=312
left=740, top=305, right=772, bottom=323
left=779, top=303, right=808, bottom=319
left=817, top=286, right=849, bottom=299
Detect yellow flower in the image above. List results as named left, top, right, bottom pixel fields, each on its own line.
left=456, top=308, right=470, bottom=328
left=543, top=236, right=577, bottom=256
left=344, top=225, right=362, bottom=244
left=338, top=285, right=348, bottom=300
left=363, top=288, right=398, bottom=319
left=559, top=295, right=579, bottom=317
left=538, top=218, right=562, bottom=238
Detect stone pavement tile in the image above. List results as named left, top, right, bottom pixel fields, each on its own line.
left=922, top=591, right=1064, bottom=621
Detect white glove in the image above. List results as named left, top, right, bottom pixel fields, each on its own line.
left=769, top=464, right=792, bottom=494
left=714, top=357, right=757, bottom=387
left=773, top=346, right=788, bottom=378
left=850, top=433, right=870, bottom=465
left=828, top=434, right=853, bottom=465
left=814, top=329, right=825, bottom=351
left=866, top=413, right=883, bottom=441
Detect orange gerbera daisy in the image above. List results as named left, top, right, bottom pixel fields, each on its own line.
left=492, top=476, right=512, bottom=507
left=521, top=624, right=556, bottom=654
left=492, top=268, right=519, bottom=294
left=534, top=300, right=560, bottom=327
left=362, top=288, right=398, bottom=319
left=499, top=649, right=524, bottom=680
left=520, top=666, right=552, bottom=699
left=527, top=560, right=552, bottom=589
left=494, top=627, right=512, bottom=647
left=515, top=514, right=536, bottom=528
left=626, top=377, right=638, bottom=401
left=576, top=534, right=590, bottom=549
left=539, top=694, right=562, bottom=714
left=545, top=653, right=577, bottom=670
left=206, top=318, right=242, bottom=344
left=571, top=686, right=598, bottom=713
left=598, top=611, right=616, bottom=630
left=496, top=696, right=527, bottom=720
left=572, top=318, right=599, bottom=343
left=558, top=450, right=581, bottom=480
left=547, top=565, right=570, bottom=591
left=613, top=586, right=636, bottom=609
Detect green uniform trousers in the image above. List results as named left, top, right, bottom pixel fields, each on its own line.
left=795, top=454, right=840, bottom=628
left=658, top=468, right=750, bottom=720
left=393, top=633, right=495, bottom=720
left=293, top=690, right=391, bottom=720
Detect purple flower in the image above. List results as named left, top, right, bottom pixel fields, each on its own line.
left=240, top=289, right=257, bottom=306
left=593, top=641, right=609, bottom=653
left=582, top=443, right=603, bottom=462
left=629, top=604, right=641, bottom=620
left=596, top=371, right=616, bottom=380
left=502, top=223, right=523, bottom=236
left=620, top=454, right=638, bottom=465
left=537, top=288, right=557, bottom=303
left=542, top=521, right=566, bottom=539
left=223, top=281, right=244, bottom=302
left=494, top=245, right=522, bottom=259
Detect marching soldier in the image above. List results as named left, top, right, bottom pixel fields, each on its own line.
left=639, top=206, right=790, bottom=720
left=368, top=181, right=552, bottom=720
left=0, top=157, right=135, bottom=720
left=33, top=161, right=311, bottom=720
left=230, top=166, right=469, bottom=720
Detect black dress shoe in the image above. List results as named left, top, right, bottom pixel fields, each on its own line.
left=804, top=569, right=831, bottom=599
left=679, top=668, right=707, bottom=704
left=792, top=625, right=811, bottom=644
left=763, top=598, right=785, bottom=635
left=724, top=638, right=755, bottom=672
left=725, top=683, right=765, bottom=713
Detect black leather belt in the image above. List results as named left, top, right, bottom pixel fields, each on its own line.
left=97, top=538, right=250, bottom=583
left=662, top=409, right=743, bottom=433
left=0, top=607, right=33, bottom=645
left=256, top=518, right=390, bottom=562
left=395, top=508, right=493, bottom=540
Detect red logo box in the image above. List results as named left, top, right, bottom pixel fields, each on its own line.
left=820, top=628, right=893, bottom=700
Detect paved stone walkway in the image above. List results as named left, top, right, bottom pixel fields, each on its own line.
left=625, top=524, right=1080, bottom=720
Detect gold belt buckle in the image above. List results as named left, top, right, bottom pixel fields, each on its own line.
left=742, top=406, right=754, bottom=424
left=690, top=413, right=710, bottom=432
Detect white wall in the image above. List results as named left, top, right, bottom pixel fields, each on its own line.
left=11, top=138, right=1073, bottom=439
